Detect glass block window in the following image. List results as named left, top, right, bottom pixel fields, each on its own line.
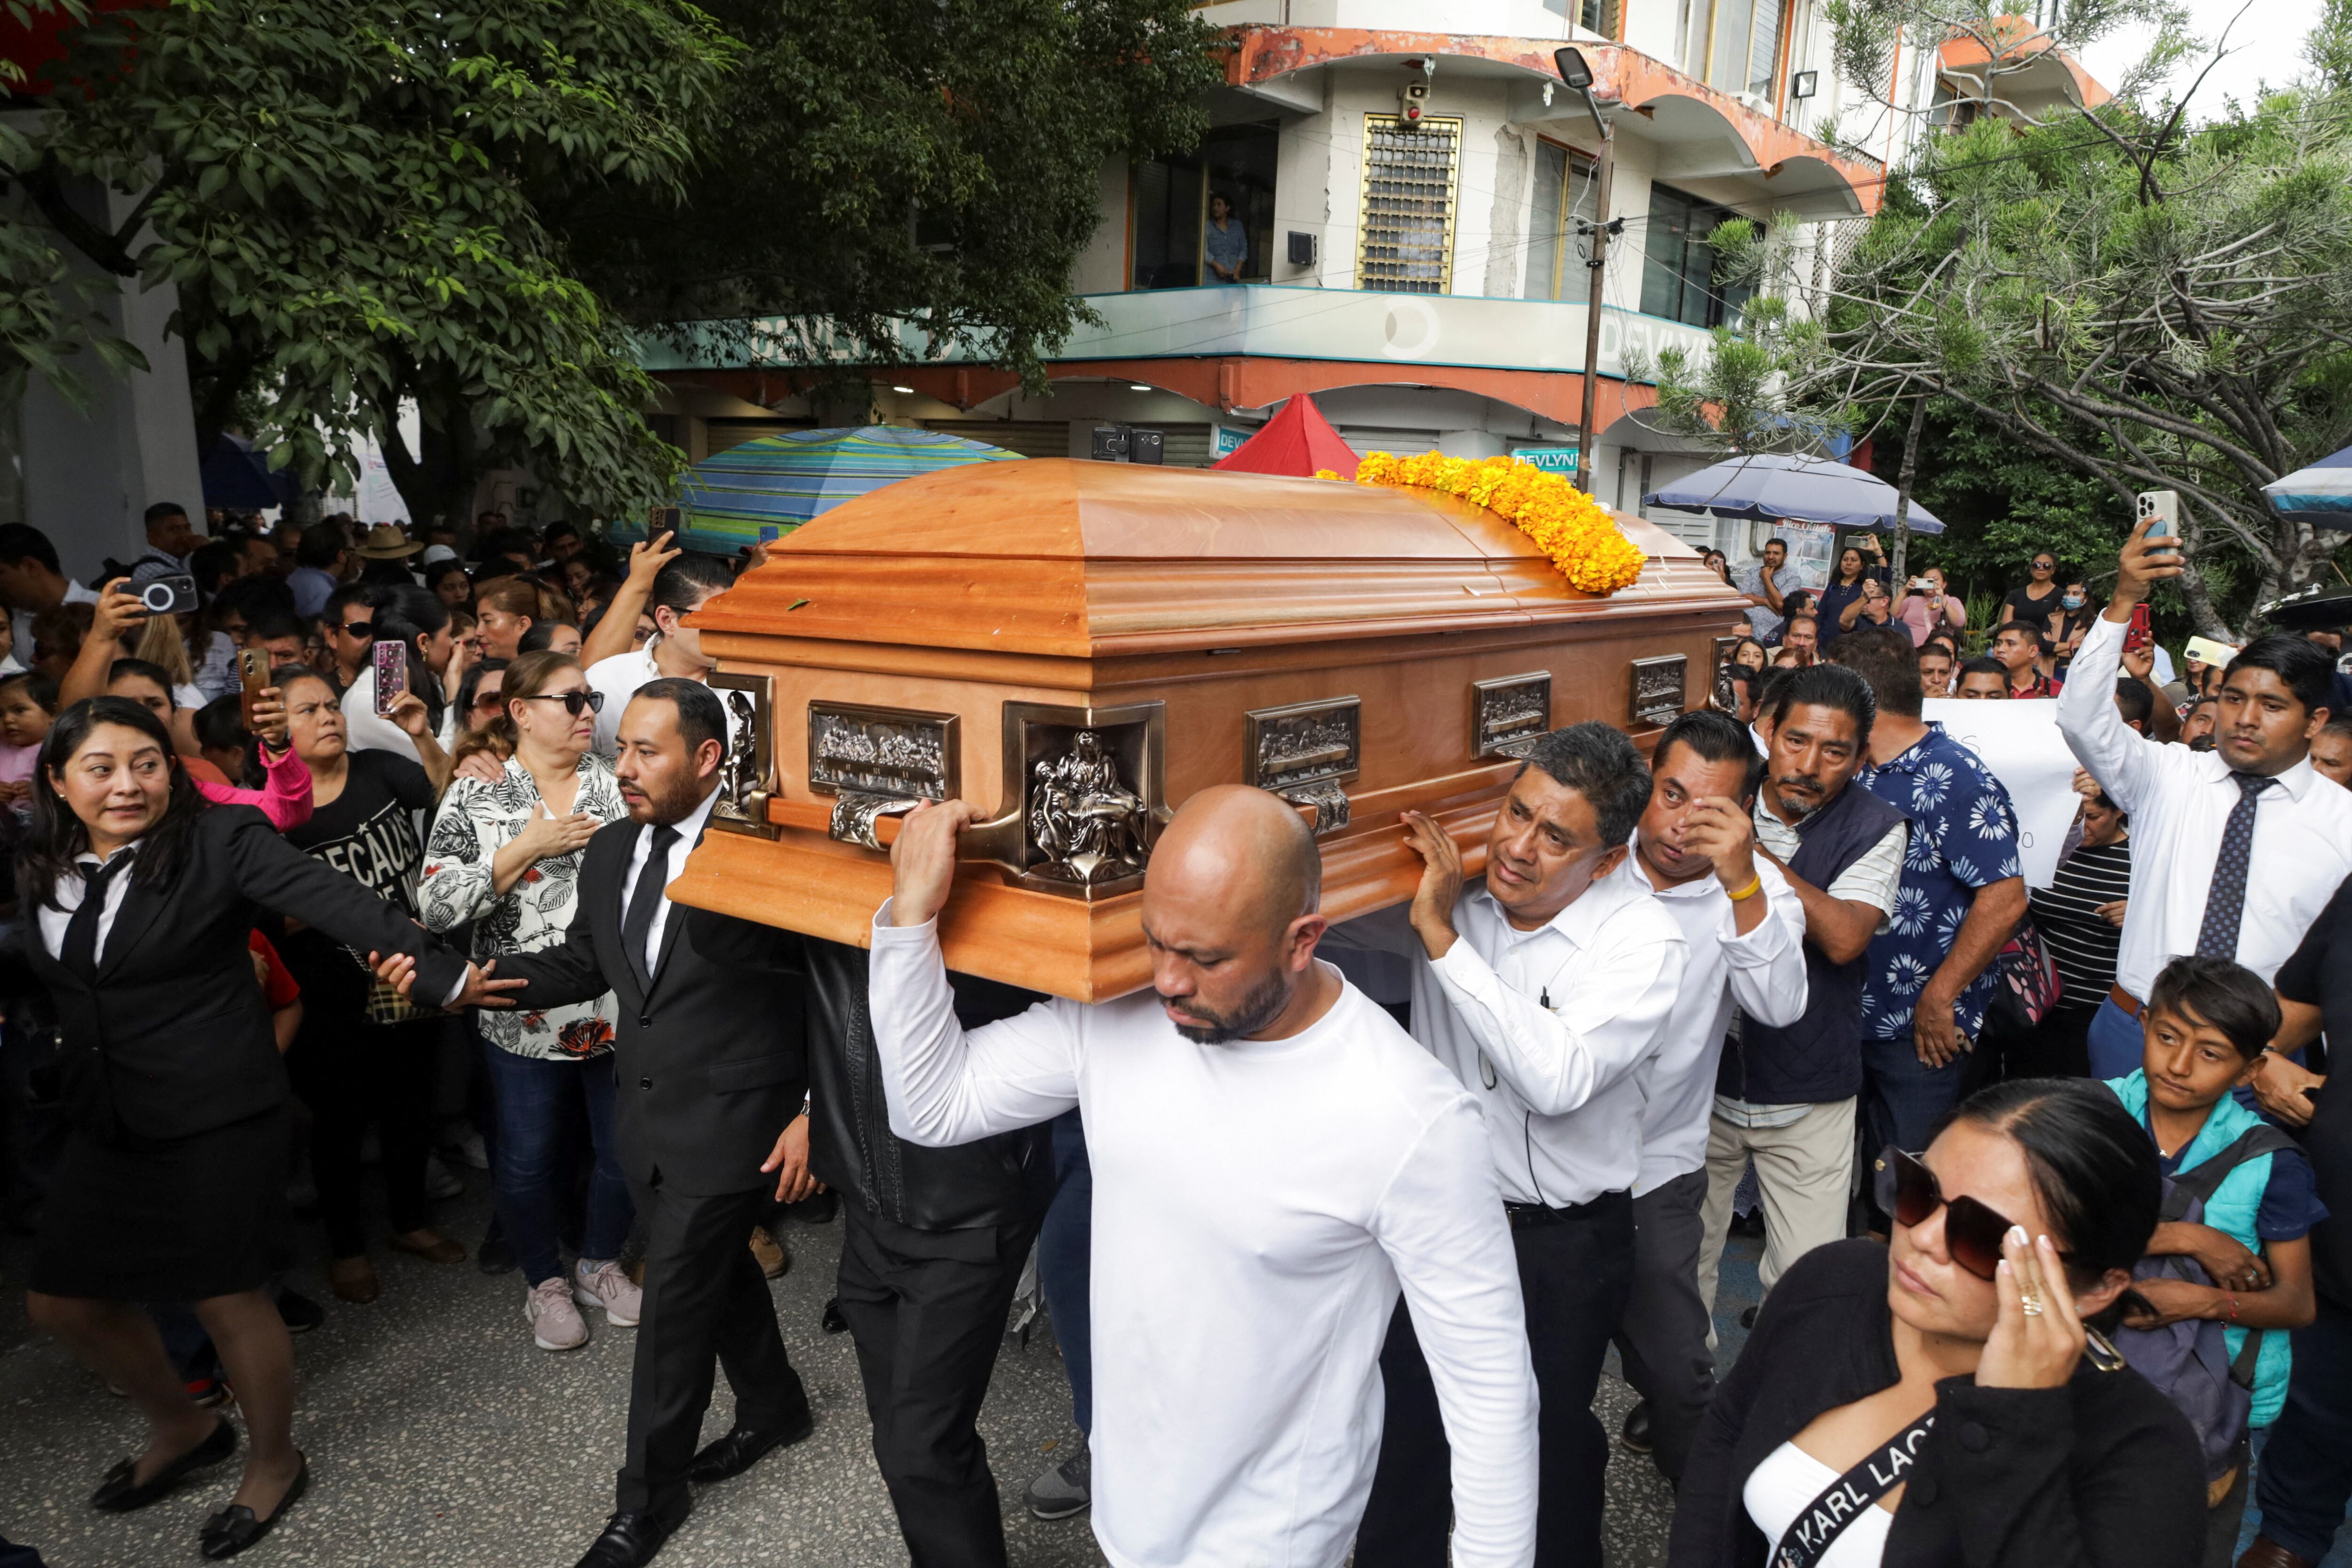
left=1357, top=115, right=1461, bottom=294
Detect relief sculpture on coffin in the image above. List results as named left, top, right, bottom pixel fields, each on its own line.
left=1028, top=729, right=1152, bottom=888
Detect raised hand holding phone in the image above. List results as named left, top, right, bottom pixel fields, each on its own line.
left=2108, top=508, right=2186, bottom=618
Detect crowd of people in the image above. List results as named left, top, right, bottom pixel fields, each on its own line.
left=0, top=497, right=2349, bottom=1568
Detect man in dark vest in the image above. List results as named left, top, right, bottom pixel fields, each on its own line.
left=1695, top=663, right=1910, bottom=1322
left=795, top=940, right=1054, bottom=1568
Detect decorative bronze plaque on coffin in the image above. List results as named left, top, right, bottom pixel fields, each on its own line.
left=808, top=702, right=960, bottom=849
left=1244, top=697, right=1360, bottom=834
left=710, top=672, right=781, bottom=839
left=1630, top=654, right=1690, bottom=729
left=996, top=700, right=1168, bottom=898
left=1471, top=672, right=1552, bottom=759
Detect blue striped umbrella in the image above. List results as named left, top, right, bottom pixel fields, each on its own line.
left=2263, top=445, right=2352, bottom=531
left=676, top=425, right=1024, bottom=551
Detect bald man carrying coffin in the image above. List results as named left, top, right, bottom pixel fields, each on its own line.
left=870, top=785, right=1540, bottom=1568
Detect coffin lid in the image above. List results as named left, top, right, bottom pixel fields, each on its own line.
left=689, top=458, right=1730, bottom=659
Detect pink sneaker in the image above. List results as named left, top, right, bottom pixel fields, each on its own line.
left=574, top=1260, right=642, bottom=1329
left=526, top=1275, right=588, bottom=1351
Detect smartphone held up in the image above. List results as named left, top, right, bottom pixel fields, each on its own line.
left=237, top=647, right=271, bottom=730
left=373, top=638, right=408, bottom=718
left=2136, top=490, right=2183, bottom=558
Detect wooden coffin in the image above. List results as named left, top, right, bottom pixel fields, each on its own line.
left=667, top=458, right=1747, bottom=1000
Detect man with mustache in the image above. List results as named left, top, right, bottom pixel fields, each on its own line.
left=869, top=785, right=1540, bottom=1568
left=1696, top=664, right=1910, bottom=1327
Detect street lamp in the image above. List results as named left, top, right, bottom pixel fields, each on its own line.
left=1555, top=46, right=1619, bottom=499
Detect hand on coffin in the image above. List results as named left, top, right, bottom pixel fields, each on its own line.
left=1399, top=810, right=1464, bottom=960
left=890, top=799, right=987, bottom=927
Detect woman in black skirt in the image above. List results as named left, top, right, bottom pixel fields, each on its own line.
left=18, top=697, right=471, bottom=1559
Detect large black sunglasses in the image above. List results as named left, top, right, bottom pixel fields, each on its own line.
left=519, top=690, right=604, bottom=717
left=1874, top=1146, right=2021, bottom=1283
left=337, top=620, right=373, bottom=638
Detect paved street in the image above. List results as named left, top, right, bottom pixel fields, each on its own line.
left=0, top=1174, right=1759, bottom=1568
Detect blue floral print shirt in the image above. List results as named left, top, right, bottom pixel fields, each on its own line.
left=1855, top=722, right=2023, bottom=1042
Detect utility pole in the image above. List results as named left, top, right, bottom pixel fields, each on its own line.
left=1557, top=48, right=1620, bottom=498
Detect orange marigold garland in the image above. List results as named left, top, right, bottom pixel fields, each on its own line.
left=1353, top=451, right=1647, bottom=596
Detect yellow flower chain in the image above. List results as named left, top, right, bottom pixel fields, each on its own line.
left=1340, top=451, right=1647, bottom=596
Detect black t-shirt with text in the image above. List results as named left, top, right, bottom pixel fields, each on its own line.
left=2276, top=873, right=2352, bottom=1307
left=277, top=749, right=436, bottom=1010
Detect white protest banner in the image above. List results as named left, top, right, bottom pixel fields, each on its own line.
left=1922, top=698, right=2080, bottom=890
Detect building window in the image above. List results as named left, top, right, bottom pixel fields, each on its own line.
left=1130, top=121, right=1279, bottom=291
left=1357, top=114, right=1462, bottom=294
left=1638, top=182, right=1760, bottom=327
left=1682, top=0, right=1787, bottom=102
left=1542, top=0, right=1623, bottom=34
left=1523, top=138, right=1600, bottom=301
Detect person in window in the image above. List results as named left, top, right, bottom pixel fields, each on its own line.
left=1669, top=1077, right=2204, bottom=1568
left=1203, top=192, right=1248, bottom=284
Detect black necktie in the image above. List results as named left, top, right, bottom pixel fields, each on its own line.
left=2194, top=773, right=2274, bottom=960
left=623, top=824, right=681, bottom=991
left=62, top=853, right=133, bottom=976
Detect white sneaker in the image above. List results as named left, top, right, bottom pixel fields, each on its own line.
left=526, top=1276, right=588, bottom=1351
left=574, top=1259, right=642, bottom=1328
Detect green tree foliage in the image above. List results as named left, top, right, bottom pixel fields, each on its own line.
left=553, top=0, right=1222, bottom=386
left=1646, top=14, right=2352, bottom=637
left=6, top=0, right=739, bottom=526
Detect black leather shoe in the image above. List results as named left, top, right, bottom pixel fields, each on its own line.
left=92, top=1418, right=237, bottom=1511
left=573, top=1507, right=687, bottom=1568
left=1739, top=1304, right=1759, bottom=1330
left=198, top=1456, right=308, bottom=1559
left=820, top=1297, right=848, bottom=1334
left=687, top=1413, right=814, bottom=1484
left=1619, top=1401, right=1653, bottom=1454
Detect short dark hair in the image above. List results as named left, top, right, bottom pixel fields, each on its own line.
left=1958, top=656, right=2008, bottom=682
left=1763, top=662, right=1876, bottom=747
left=192, top=692, right=251, bottom=753
left=1653, top=709, right=1764, bottom=802
left=324, top=582, right=380, bottom=622
left=543, top=520, right=580, bottom=544
left=1783, top=610, right=1820, bottom=635
left=2323, top=715, right=2352, bottom=746
left=1828, top=626, right=1923, bottom=719
left=1994, top=619, right=2047, bottom=648
left=190, top=539, right=243, bottom=596
left=0, top=669, right=60, bottom=712
left=296, top=520, right=349, bottom=569
left=2227, top=633, right=2337, bottom=717
left=248, top=610, right=309, bottom=646
left=2112, top=677, right=2154, bottom=729
left=106, top=657, right=176, bottom=704
left=0, top=522, right=60, bottom=573
left=143, top=501, right=188, bottom=528
left=1764, top=536, right=1788, bottom=553
left=633, top=676, right=728, bottom=759
left=2145, top=955, right=2281, bottom=1061
left=211, top=572, right=295, bottom=624
left=1515, top=721, right=1653, bottom=846
left=652, top=553, right=735, bottom=618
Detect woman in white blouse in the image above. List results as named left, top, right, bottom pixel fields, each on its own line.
left=420, top=649, right=637, bottom=1353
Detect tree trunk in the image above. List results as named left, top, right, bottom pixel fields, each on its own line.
left=1888, top=393, right=1928, bottom=587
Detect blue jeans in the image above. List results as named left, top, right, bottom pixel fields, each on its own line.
left=2088, top=995, right=2145, bottom=1079
left=1037, top=1109, right=1093, bottom=1438
left=2254, top=1295, right=2352, bottom=1561
left=481, top=1043, right=632, bottom=1287
left=1862, top=1033, right=1970, bottom=1156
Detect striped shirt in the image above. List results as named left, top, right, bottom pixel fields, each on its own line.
left=2029, top=838, right=2132, bottom=1006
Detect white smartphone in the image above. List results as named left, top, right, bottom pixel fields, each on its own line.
left=2136, top=490, right=2182, bottom=558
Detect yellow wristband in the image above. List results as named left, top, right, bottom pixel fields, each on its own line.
left=1726, top=875, right=1764, bottom=903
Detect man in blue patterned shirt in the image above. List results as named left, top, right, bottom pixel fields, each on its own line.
left=1833, top=629, right=2029, bottom=1153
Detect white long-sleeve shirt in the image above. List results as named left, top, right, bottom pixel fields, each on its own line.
left=1330, top=870, right=1686, bottom=1207
left=1606, top=846, right=1808, bottom=1195
left=2058, top=613, right=2352, bottom=998
left=867, top=905, right=1538, bottom=1568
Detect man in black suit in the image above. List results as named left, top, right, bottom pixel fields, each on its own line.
left=403, top=678, right=814, bottom=1568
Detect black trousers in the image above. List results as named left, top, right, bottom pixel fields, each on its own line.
left=1356, top=1190, right=1634, bottom=1568
left=617, top=1180, right=809, bottom=1520
left=1610, top=1169, right=1715, bottom=1481
left=288, top=1012, right=438, bottom=1258
left=836, top=1202, right=1039, bottom=1568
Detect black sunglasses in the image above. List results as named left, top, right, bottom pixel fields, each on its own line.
left=1875, top=1146, right=2022, bottom=1283
left=519, top=690, right=604, bottom=717
left=338, top=620, right=373, bottom=638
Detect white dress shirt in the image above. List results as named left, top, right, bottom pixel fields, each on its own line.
left=617, top=783, right=720, bottom=975
left=868, top=909, right=1540, bottom=1568
left=1608, top=843, right=1808, bottom=1196
left=1332, top=870, right=1687, bottom=1208
left=2059, top=612, right=2352, bottom=998
left=35, top=847, right=139, bottom=962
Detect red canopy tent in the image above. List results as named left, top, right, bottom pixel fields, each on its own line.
left=1210, top=394, right=1360, bottom=480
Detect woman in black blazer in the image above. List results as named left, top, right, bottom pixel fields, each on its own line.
left=18, top=697, right=466, bottom=1560
left=1670, top=1078, right=2205, bottom=1568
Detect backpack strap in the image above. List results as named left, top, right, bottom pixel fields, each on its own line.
left=2229, top=1327, right=2266, bottom=1392
left=2166, top=1124, right=2299, bottom=1210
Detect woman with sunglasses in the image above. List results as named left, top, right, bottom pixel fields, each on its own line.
left=1670, top=1077, right=2203, bottom=1568
left=419, top=650, right=634, bottom=1353
left=2001, top=552, right=2065, bottom=632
